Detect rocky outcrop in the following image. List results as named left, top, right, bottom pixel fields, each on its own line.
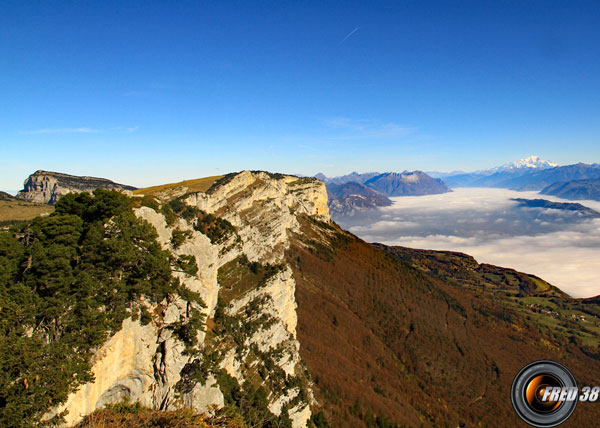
left=56, top=171, right=330, bottom=428
left=16, top=170, right=137, bottom=204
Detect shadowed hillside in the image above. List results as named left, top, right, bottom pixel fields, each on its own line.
left=288, top=218, right=600, bottom=427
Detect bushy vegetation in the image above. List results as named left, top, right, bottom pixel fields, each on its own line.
left=214, top=370, right=294, bottom=428
left=74, top=402, right=210, bottom=428
left=73, top=401, right=252, bottom=428
left=160, top=195, right=201, bottom=226
left=206, top=173, right=239, bottom=194
left=217, top=255, right=285, bottom=303
left=178, top=290, right=319, bottom=428
left=0, top=189, right=204, bottom=428
left=158, top=194, right=238, bottom=245
left=193, top=210, right=237, bottom=245
left=135, top=194, right=160, bottom=211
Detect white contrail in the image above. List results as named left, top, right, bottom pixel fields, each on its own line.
left=339, top=27, right=359, bottom=45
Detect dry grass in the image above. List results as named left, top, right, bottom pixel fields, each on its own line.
left=0, top=200, right=53, bottom=223
left=133, top=176, right=223, bottom=197
left=73, top=404, right=246, bottom=428
left=75, top=406, right=211, bottom=428
left=289, top=220, right=600, bottom=427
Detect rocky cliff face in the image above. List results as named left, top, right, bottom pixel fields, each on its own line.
left=56, top=171, right=329, bottom=427
left=17, top=170, right=137, bottom=204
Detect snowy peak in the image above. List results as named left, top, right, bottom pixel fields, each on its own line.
left=498, top=156, right=558, bottom=171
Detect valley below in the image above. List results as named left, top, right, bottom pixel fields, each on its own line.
left=338, top=187, right=600, bottom=298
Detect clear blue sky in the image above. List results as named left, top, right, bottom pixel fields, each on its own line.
left=2, top=0, right=600, bottom=189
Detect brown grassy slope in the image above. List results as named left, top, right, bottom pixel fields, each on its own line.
left=288, top=218, right=600, bottom=428
left=133, top=176, right=223, bottom=197
left=0, top=199, right=53, bottom=224
left=74, top=404, right=247, bottom=428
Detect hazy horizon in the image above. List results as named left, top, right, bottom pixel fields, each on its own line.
left=3, top=154, right=598, bottom=193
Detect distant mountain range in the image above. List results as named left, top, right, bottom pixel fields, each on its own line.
left=501, top=163, right=600, bottom=191
left=541, top=178, right=600, bottom=201
left=315, top=171, right=379, bottom=185
left=364, top=171, right=450, bottom=196
left=316, top=170, right=450, bottom=217
left=443, top=156, right=600, bottom=191
left=326, top=182, right=392, bottom=217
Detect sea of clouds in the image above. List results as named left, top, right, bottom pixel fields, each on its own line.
left=338, top=188, right=600, bottom=298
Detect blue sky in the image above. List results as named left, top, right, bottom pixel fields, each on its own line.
left=2, top=0, right=600, bottom=189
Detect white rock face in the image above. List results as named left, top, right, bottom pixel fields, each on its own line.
left=16, top=170, right=136, bottom=204
left=55, top=318, right=158, bottom=426
left=58, top=172, right=330, bottom=428
left=186, top=172, right=329, bottom=263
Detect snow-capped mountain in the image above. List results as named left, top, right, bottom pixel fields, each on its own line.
left=495, top=155, right=558, bottom=172
left=444, top=157, right=600, bottom=191
left=444, top=156, right=561, bottom=188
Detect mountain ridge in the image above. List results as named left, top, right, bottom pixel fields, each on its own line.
left=326, top=182, right=392, bottom=218
left=541, top=178, right=600, bottom=201
left=363, top=171, right=449, bottom=196
left=445, top=160, right=600, bottom=190
left=4, top=170, right=600, bottom=428
left=16, top=170, right=137, bottom=204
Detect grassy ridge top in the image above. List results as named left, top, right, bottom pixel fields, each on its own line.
left=133, top=176, right=223, bottom=197
left=0, top=199, right=53, bottom=225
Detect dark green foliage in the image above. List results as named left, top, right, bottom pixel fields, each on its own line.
left=139, top=195, right=160, bottom=211
left=214, top=370, right=292, bottom=428
left=193, top=210, right=237, bottom=244
left=221, top=255, right=285, bottom=291
left=177, top=349, right=223, bottom=392
left=173, top=254, right=199, bottom=276
left=55, top=189, right=131, bottom=223
left=167, top=196, right=202, bottom=222
left=159, top=194, right=201, bottom=226
left=160, top=203, right=177, bottom=226
left=250, top=170, right=286, bottom=180
left=0, top=189, right=204, bottom=428
left=171, top=229, right=193, bottom=248
left=157, top=194, right=237, bottom=245
left=213, top=296, right=277, bottom=349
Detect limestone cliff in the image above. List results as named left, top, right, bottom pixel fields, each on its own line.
left=17, top=170, right=137, bottom=204
left=56, top=171, right=330, bottom=428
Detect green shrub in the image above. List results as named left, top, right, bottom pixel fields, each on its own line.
left=0, top=189, right=204, bottom=428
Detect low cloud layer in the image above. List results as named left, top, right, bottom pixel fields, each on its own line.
left=338, top=188, right=600, bottom=298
